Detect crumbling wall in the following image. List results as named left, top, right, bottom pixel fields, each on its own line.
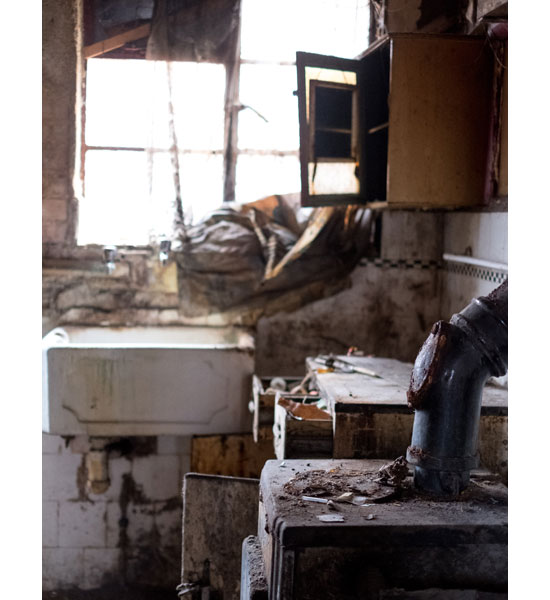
left=43, top=433, right=190, bottom=593
left=256, top=211, right=444, bottom=374
left=43, top=0, right=80, bottom=249
left=43, top=251, right=183, bottom=335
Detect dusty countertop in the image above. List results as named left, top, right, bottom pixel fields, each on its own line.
left=306, top=356, right=508, bottom=413
left=260, top=458, right=508, bottom=547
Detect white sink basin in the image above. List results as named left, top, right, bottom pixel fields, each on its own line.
left=43, top=326, right=254, bottom=436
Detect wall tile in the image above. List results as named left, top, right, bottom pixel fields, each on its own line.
left=42, top=433, right=65, bottom=455
left=126, top=503, right=156, bottom=546
left=83, top=548, right=121, bottom=590
left=132, top=455, right=181, bottom=501
left=58, top=501, right=107, bottom=548
left=43, top=548, right=85, bottom=591
left=43, top=501, right=59, bottom=548
left=105, top=502, right=122, bottom=548
left=157, top=435, right=192, bottom=455
left=42, top=453, right=83, bottom=502
left=154, top=501, right=182, bottom=548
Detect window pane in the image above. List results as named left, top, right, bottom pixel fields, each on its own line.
left=241, top=0, right=370, bottom=62
left=79, top=150, right=153, bottom=245
left=150, top=62, right=226, bottom=151
left=85, top=59, right=155, bottom=148
left=85, top=59, right=226, bottom=151
left=79, top=150, right=225, bottom=245
left=150, top=152, right=225, bottom=225
left=235, top=155, right=300, bottom=205
left=238, top=64, right=299, bottom=151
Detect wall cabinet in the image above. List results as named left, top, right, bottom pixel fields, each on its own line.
left=297, top=34, right=496, bottom=209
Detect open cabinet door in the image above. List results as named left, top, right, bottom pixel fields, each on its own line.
left=180, top=473, right=259, bottom=599
left=296, top=51, right=362, bottom=206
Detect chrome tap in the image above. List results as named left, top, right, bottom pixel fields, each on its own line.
left=159, top=239, right=171, bottom=266
left=102, top=245, right=117, bottom=275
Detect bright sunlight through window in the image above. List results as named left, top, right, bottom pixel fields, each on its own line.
left=77, top=0, right=369, bottom=246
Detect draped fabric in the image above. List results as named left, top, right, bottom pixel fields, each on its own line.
left=146, top=0, right=241, bottom=63
left=143, top=0, right=375, bottom=317
left=175, top=195, right=375, bottom=317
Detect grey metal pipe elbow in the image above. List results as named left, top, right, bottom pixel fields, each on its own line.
left=406, top=280, right=508, bottom=495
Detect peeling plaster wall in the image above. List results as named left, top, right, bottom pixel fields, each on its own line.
left=256, top=211, right=443, bottom=375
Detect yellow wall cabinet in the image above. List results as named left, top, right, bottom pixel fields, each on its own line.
left=297, top=34, right=497, bottom=209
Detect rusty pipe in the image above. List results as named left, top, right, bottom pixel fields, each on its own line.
left=406, top=280, right=508, bottom=495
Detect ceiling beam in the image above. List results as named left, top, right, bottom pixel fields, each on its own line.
left=84, top=23, right=151, bottom=59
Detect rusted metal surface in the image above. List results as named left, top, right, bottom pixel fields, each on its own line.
left=181, top=473, right=259, bottom=600
left=407, top=320, right=451, bottom=409
left=190, top=433, right=275, bottom=479
left=407, top=280, right=508, bottom=495
left=259, top=458, right=507, bottom=599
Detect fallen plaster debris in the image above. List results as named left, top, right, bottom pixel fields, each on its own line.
left=302, top=495, right=330, bottom=504
left=317, top=514, right=345, bottom=523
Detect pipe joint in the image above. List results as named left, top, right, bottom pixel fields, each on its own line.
left=406, top=281, right=508, bottom=496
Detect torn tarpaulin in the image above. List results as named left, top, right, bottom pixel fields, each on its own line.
left=174, top=194, right=374, bottom=318
left=146, top=0, right=240, bottom=63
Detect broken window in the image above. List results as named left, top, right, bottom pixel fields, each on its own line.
left=77, top=0, right=369, bottom=246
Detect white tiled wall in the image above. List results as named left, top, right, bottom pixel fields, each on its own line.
left=440, top=212, right=508, bottom=319
left=42, top=433, right=191, bottom=592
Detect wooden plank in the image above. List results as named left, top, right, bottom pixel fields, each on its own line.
left=191, top=433, right=275, bottom=479
left=251, top=375, right=303, bottom=442
left=307, top=356, right=413, bottom=407
left=273, top=402, right=333, bottom=460
left=387, top=35, right=493, bottom=207
left=84, top=23, right=151, bottom=58
left=306, top=356, right=508, bottom=410
left=479, top=415, right=508, bottom=482
left=182, top=474, right=258, bottom=599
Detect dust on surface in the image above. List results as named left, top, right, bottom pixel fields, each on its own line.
left=282, top=466, right=398, bottom=502
left=275, top=461, right=507, bottom=527
left=43, top=586, right=176, bottom=600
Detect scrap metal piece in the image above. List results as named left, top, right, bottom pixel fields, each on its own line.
left=317, top=514, right=345, bottom=523
left=315, top=355, right=381, bottom=378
